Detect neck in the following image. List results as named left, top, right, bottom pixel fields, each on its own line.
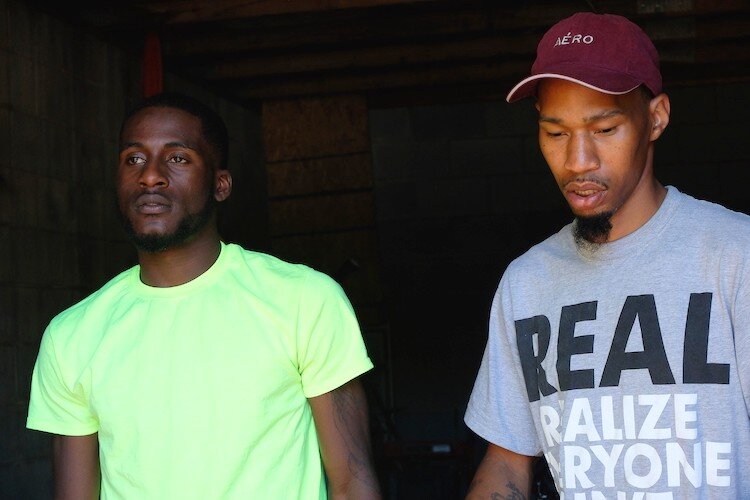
left=137, top=227, right=222, bottom=287
left=607, top=179, right=667, bottom=242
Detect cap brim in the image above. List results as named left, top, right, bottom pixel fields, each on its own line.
left=506, top=70, right=642, bottom=103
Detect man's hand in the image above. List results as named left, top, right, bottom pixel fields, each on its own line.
left=52, top=433, right=100, bottom=500
left=465, top=443, right=534, bottom=499
left=308, top=378, right=381, bottom=499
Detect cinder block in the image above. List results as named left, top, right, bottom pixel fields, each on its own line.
left=15, top=458, right=53, bottom=499
left=37, top=177, right=75, bottom=233
left=0, top=227, right=10, bottom=284
left=0, top=464, right=21, bottom=499
left=102, top=141, right=120, bottom=189
left=74, top=132, right=108, bottom=188
left=101, top=241, right=136, bottom=281
left=0, top=50, right=9, bottom=105
left=10, top=111, right=47, bottom=176
left=7, top=168, right=39, bottom=228
left=17, top=342, right=38, bottom=402
left=13, top=228, right=72, bottom=287
left=73, top=80, right=109, bottom=139
left=411, top=102, right=486, bottom=140
left=74, top=188, right=105, bottom=238
left=8, top=53, right=37, bottom=115
left=38, top=64, right=74, bottom=127
left=718, top=161, right=750, bottom=214
left=267, top=153, right=373, bottom=197
left=0, top=345, right=16, bottom=402
left=523, top=136, right=550, bottom=173
left=44, top=123, right=75, bottom=180
left=0, top=109, right=9, bottom=169
left=491, top=171, right=566, bottom=215
left=370, top=138, right=447, bottom=182
left=447, top=136, right=523, bottom=177
left=263, top=95, right=369, bottom=162
left=0, top=285, right=14, bottom=342
left=667, top=85, right=716, bottom=125
left=0, top=409, right=20, bottom=463
left=716, top=81, right=750, bottom=124
left=416, top=177, right=491, bottom=218
left=82, top=34, right=107, bottom=86
left=36, top=15, right=73, bottom=72
left=484, top=99, right=538, bottom=137
left=0, top=167, right=10, bottom=226
left=369, top=108, right=411, bottom=141
left=269, top=191, right=375, bottom=236
left=270, top=228, right=381, bottom=305
left=373, top=182, right=417, bottom=221
left=676, top=123, right=746, bottom=163
left=8, top=0, right=36, bottom=57
left=17, top=286, right=75, bottom=345
left=0, top=3, right=9, bottom=49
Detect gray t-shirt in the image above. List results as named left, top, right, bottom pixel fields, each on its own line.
left=465, top=187, right=750, bottom=498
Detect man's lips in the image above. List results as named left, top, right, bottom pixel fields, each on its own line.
left=564, top=181, right=607, bottom=212
left=135, top=193, right=172, bottom=215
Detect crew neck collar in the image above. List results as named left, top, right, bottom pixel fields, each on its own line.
left=128, top=241, right=229, bottom=298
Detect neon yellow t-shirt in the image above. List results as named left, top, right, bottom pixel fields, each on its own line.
left=27, top=243, right=373, bottom=499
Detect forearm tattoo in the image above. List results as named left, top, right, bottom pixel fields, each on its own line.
left=331, top=383, right=379, bottom=491
left=490, top=482, right=526, bottom=500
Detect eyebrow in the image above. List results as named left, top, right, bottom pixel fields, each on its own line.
left=539, top=109, right=625, bottom=125
left=119, top=141, right=200, bottom=152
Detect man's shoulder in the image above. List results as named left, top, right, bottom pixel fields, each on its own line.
left=505, top=223, right=575, bottom=279
left=678, top=190, right=750, bottom=231
left=224, top=243, right=343, bottom=295
left=47, top=267, right=136, bottom=339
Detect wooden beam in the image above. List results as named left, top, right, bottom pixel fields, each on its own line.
left=196, top=34, right=539, bottom=80
left=139, top=0, right=440, bottom=24
left=228, top=59, right=530, bottom=100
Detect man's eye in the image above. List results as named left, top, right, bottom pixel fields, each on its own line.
left=546, top=131, right=565, bottom=138
left=597, top=127, right=616, bottom=135
left=126, top=156, right=145, bottom=165
left=169, top=155, right=187, bottom=164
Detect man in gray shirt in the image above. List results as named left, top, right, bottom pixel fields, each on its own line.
left=465, top=12, right=750, bottom=499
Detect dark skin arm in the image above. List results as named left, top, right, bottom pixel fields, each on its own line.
left=52, top=433, right=100, bottom=500
left=465, top=443, right=534, bottom=500
left=308, top=378, right=382, bottom=500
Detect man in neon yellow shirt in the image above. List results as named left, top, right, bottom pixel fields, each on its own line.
left=27, top=93, right=381, bottom=499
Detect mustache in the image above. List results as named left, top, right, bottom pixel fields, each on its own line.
left=563, top=177, right=608, bottom=189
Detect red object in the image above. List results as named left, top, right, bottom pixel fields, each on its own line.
left=142, top=31, right=163, bottom=97
left=506, top=13, right=662, bottom=102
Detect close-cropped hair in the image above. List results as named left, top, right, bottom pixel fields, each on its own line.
left=121, top=92, right=229, bottom=171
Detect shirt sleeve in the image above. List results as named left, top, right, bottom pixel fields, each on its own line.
left=295, top=270, right=374, bottom=398
left=26, top=327, right=99, bottom=436
left=464, top=271, right=542, bottom=457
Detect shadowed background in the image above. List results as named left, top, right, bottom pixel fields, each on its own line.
left=1, top=0, right=749, bottom=497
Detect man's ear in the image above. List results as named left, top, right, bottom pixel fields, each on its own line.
left=214, top=169, right=233, bottom=202
left=648, top=93, right=670, bottom=141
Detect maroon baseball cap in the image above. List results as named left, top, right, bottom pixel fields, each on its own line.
left=506, top=12, right=661, bottom=103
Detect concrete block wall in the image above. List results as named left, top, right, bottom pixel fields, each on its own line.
left=369, top=80, right=750, bottom=443
left=0, top=1, right=264, bottom=496
left=262, top=95, right=382, bottom=327
left=658, top=82, right=750, bottom=215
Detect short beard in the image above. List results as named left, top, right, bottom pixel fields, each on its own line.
left=574, top=211, right=613, bottom=248
left=119, top=188, right=216, bottom=254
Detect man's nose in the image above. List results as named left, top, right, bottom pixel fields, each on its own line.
left=564, top=133, right=599, bottom=173
left=138, top=160, right=168, bottom=188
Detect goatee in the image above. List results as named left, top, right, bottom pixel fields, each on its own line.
left=574, top=211, right=613, bottom=248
